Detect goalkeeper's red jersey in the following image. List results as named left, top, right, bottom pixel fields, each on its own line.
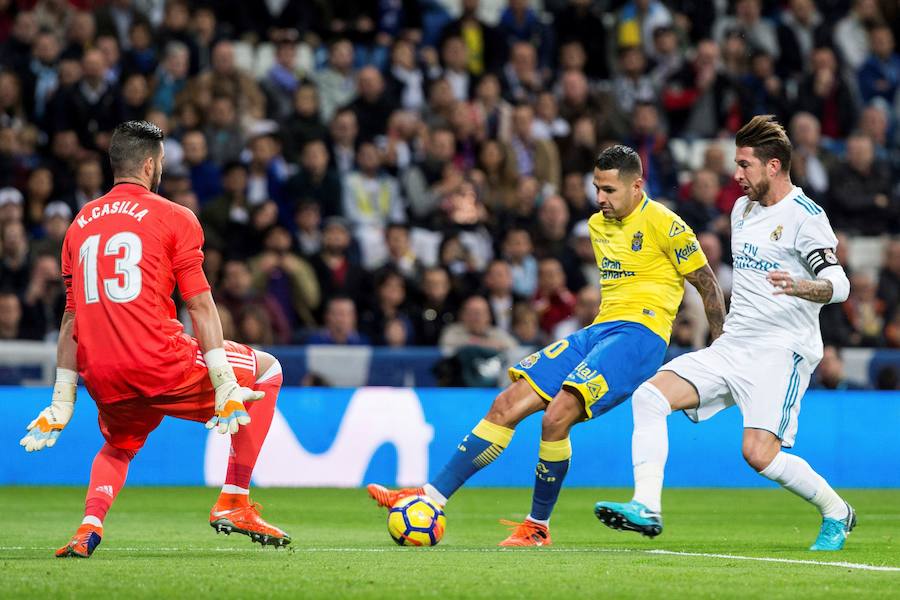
left=61, top=183, right=211, bottom=403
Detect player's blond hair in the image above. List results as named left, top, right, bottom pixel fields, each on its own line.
left=735, top=115, right=792, bottom=173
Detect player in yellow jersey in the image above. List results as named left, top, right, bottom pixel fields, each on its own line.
left=366, top=145, right=727, bottom=546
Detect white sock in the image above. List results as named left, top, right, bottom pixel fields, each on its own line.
left=525, top=514, right=549, bottom=526
left=221, top=484, right=250, bottom=495
left=631, top=383, right=671, bottom=513
left=81, top=515, right=102, bottom=528
left=423, top=483, right=448, bottom=506
left=759, top=452, right=848, bottom=519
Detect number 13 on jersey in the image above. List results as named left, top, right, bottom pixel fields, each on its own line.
left=78, top=232, right=143, bottom=304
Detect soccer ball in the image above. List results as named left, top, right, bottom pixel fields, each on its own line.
left=387, top=495, right=446, bottom=546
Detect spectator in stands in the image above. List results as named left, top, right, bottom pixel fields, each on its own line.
left=473, top=138, right=518, bottom=217
left=401, top=126, right=460, bottom=227
left=857, top=23, right=900, bottom=105
left=31, top=200, right=70, bottom=258
left=0, top=290, right=22, bottom=340
left=62, top=155, right=104, bottom=213
left=51, top=48, right=120, bottom=151
left=0, top=187, right=24, bottom=230
left=648, top=25, right=683, bottom=88
left=200, top=160, right=250, bottom=248
left=306, top=295, right=369, bottom=345
left=679, top=169, right=727, bottom=235
left=245, top=130, right=289, bottom=208
left=386, top=39, right=426, bottom=112
left=309, top=216, right=365, bottom=305
left=282, top=83, right=328, bottom=164
left=19, top=254, right=64, bottom=340
left=506, top=103, right=560, bottom=192
left=430, top=35, right=473, bottom=102
left=327, top=107, right=359, bottom=175
left=511, top=301, right=542, bottom=346
left=45, top=130, right=79, bottom=197
left=552, top=284, right=601, bottom=340
left=794, top=46, right=858, bottom=140
left=183, top=39, right=265, bottom=119
left=857, top=105, right=892, bottom=162
left=120, top=19, right=157, bottom=78
left=811, top=345, right=867, bottom=390
left=502, top=227, right=538, bottom=298
left=532, top=257, right=576, bottom=335
left=1, top=12, right=38, bottom=73
left=150, top=40, right=188, bottom=115
left=313, top=38, right=357, bottom=125
left=181, top=129, right=222, bottom=204
left=844, top=272, right=886, bottom=346
left=701, top=144, right=742, bottom=214
left=877, top=239, right=900, bottom=318
left=560, top=172, right=592, bottom=223
left=612, top=46, right=655, bottom=116
left=346, top=66, right=393, bottom=142
left=293, top=200, right=321, bottom=258
left=626, top=102, right=677, bottom=203
left=250, top=224, right=320, bottom=333
left=360, top=267, right=415, bottom=345
left=20, top=29, right=60, bottom=124
left=775, top=0, right=826, bottom=79
left=713, top=0, right=778, bottom=58
left=0, top=220, right=30, bottom=294
left=789, top=111, right=836, bottom=202
left=500, top=41, right=544, bottom=105
left=341, top=140, right=404, bottom=268
left=217, top=258, right=291, bottom=344
left=553, top=0, right=609, bottom=80
left=616, top=0, right=672, bottom=57
left=533, top=193, right=572, bottom=261
left=740, top=51, right=789, bottom=124
left=203, top=95, right=244, bottom=166
left=482, top=258, right=521, bottom=333
left=415, top=266, right=457, bottom=346
left=662, top=38, right=733, bottom=138
left=439, top=294, right=518, bottom=353
left=828, top=132, right=896, bottom=234
left=284, top=139, right=341, bottom=219
left=472, top=73, right=512, bottom=141
left=834, top=0, right=882, bottom=72
left=439, top=0, right=502, bottom=76
left=381, top=222, right=423, bottom=282
left=261, top=36, right=302, bottom=122
left=23, top=166, right=54, bottom=229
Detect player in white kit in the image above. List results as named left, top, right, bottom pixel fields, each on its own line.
left=595, top=116, right=856, bottom=551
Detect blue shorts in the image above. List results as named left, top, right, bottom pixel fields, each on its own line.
left=508, top=320, right=667, bottom=419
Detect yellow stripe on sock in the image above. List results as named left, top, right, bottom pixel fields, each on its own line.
left=539, top=438, right=572, bottom=462
left=472, top=419, right=514, bottom=447
left=472, top=443, right=503, bottom=468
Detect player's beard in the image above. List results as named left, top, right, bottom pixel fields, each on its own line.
left=746, top=177, right=770, bottom=203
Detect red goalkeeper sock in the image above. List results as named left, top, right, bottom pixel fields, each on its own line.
left=225, top=365, right=282, bottom=489
left=83, top=444, right=135, bottom=525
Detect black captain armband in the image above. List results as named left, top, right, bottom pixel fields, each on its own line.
left=806, top=248, right=840, bottom=275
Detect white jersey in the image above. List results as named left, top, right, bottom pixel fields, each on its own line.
left=724, top=186, right=838, bottom=363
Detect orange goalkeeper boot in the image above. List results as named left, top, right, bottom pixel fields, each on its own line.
left=498, top=519, right=552, bottom=547
left=209, top=497, right=291, bottom=547
left=55, top=524, right=103, bottom=558
left=366, top=483, right=426, bottom=508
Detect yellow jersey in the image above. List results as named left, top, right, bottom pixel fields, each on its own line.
left=589, top=193, right=707, bottom=343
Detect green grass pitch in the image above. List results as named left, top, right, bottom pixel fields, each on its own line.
left=2, top=487, right=898, bottom=598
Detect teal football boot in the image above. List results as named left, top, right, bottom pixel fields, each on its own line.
left=810, top=503, right=856, bottom=551
left=594, top=500, right=663, bottom=538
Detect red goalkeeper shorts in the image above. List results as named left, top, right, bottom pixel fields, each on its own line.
left=96, top=339, right=258, bottom=451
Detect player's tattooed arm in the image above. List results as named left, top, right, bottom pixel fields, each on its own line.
left=685, top=264, right=726, bottom=341
left=766, top=270, right=833, bottom=303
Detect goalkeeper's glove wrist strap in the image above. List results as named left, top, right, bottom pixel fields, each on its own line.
left=53, top=368, right=78, bottom=406
left=204, top=348, right=237, bottom=389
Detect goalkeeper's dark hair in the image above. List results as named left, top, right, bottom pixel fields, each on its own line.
left=108, top=120, right=164, bottom=177
left=735, top=114, right=792, bottom=173
left=595, top=145, right=643, bottom=180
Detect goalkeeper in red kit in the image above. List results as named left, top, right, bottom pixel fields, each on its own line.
left=18, top=121, right=290, bottom=557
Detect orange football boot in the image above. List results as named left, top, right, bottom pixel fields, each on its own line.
left=55, top=524, right=103, bottom=558
left=498, top=519, right=552, bottom=547
left=209, top=499, right=291, bottom=547
left=366, top=483, right=426, bottom=508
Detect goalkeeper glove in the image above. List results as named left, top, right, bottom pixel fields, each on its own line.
left=204, top=348, right=264, bottom=435
left=20, top=368, right=77, bottom=452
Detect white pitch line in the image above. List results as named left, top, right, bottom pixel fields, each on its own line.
left=1, top=546, right=898, bottom=572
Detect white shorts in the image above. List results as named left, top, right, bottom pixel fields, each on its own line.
left=660, top=336, right=816, bottom=447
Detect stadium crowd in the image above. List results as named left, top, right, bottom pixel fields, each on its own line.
left=0, top=0, right=899, bottom=386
